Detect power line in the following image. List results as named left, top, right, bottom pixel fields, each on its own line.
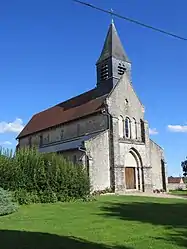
left=73, top=0, right=187, bottom=41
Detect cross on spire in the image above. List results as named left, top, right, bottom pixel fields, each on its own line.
left=96, top=20, right=131, bottom=89
left=110, top=8, right=114, bottom=24
left=97, top=20, right=129, bottom=64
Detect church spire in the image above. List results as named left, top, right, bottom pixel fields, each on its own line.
left=96, top=21, right=130, bottom=65
left=96, top=22, right=131, bottom=90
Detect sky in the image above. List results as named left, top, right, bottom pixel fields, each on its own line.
left=1, top=0, right=187, bottom=176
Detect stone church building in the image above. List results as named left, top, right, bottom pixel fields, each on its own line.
left=17, top=22, right=167, bottom=193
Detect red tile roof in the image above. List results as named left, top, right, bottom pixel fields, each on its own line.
left=17, top=88, right=108, bottom=139
left=168, top=177, right=184, bottom=184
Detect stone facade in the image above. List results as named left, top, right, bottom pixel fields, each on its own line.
left=17, top=22, right=167, bottom=193
left=85, top=130, right=110, bottom=191
left=105, top=73, right=167, bottom=192
left=149, top=140, right=167, bottom=190
left=19, top=113, right=108, bottom=148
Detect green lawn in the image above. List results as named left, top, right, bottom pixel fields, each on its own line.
left=0, top=195, right=187, bottom=249
left=169, top=190, right=187, bottom=196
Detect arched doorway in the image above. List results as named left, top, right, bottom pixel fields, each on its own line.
left=125, top=149, right=143, bottom=190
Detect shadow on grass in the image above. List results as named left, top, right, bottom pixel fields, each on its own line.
left=0, top=230, right=133, bottom=249
left=100, top=201, right=187, bottom=248
left=156, top=229, right=187, bottom=248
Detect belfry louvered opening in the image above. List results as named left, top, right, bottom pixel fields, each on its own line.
left=118, top=63, right=126, bottom=75
left=101, top=64, right=109, bottom=80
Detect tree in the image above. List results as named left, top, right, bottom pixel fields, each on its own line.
left=181, top=159, right=187, bottom=177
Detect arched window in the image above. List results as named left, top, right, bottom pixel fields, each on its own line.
left=125, top=117, right=131, bottom=139
left=140, top=119, right=145, bottom=143
left=119, top=115, right=124, bottom=138
left=131, top=118, right=137, bottom=139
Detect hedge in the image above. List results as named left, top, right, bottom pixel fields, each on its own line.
left=0, top=147, right=90, bottom=204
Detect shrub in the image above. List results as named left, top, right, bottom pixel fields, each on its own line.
left=39, top=188, right=58, bottom=203
left=13, top=189, right=41, bottom=205
left=13, top=189, right=31, bottom=205
left=177, top=187, right=184, bottom=191
left=0, top=147, right=90, bottom=205
left=0, top=188, right=18, bottom=216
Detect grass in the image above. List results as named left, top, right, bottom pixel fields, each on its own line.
left=169, top=190, right=187, bottom=196
left=0, top=195, right=187, bottom=249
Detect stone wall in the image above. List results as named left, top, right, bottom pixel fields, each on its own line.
left=106, top=73, right=152, bottom=192
left=168, top=183, right=186, bottom=191
left=58, top=149, right=84, bottom=164
left=85, top=130, right=110, bottom=191
left=19, top=136, right=28, bottom=147
left=106, top=73, right=145, bottom=142
left=19, top=113, right=108, bottom=148
left=116, top=142, right=150, bottom=192
left=149, top=139, right=167, bottom=191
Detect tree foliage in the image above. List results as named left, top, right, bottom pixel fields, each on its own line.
left=0, top=187, right=18, bottom=216
left=181, top=159, right=187, bottom=177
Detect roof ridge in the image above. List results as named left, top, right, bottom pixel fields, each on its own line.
left=30, top=88, right=98, bottom=117
left=17, top=88, right=108, bottom=139
left=54, top=88, right=97, bottom=107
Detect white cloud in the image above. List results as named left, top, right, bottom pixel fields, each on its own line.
left=0, top=118, right=24, bottom=134
left=167, top=124, right=187, bottom=133
left=149, top=128, right=159, bottom=135
left=0, top=141, right=12, bottom=146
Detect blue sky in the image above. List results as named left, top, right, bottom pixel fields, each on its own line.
left=1, top=0, right=187, bottom=176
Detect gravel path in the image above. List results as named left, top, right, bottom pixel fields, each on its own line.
left=117, top=192, right=187, bottom=200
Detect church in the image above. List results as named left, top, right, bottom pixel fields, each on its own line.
left=16, top=22, right=168, bottom=193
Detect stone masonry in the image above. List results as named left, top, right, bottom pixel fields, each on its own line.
left=17, top=22, right=167, bottom=193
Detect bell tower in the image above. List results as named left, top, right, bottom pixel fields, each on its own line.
left=96, top=21, right=131, bottom=91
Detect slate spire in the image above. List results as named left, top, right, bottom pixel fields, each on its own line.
left=96, top=21, right=130, bottom=64
left=96, top=22, right=131, bottom=90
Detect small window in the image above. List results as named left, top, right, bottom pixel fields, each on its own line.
left=135, top=119, right=138, bottom=139
left=60, top=129, right=64, bottom=140
left=140, top=119, right=145, bottom=143
left=86, top=156, right=89, bottom=177
left=125, top=117, right=131, bottom=139
left=125, top=99, right=129, bottom=105
left=39, top=135, right=43, bottom=147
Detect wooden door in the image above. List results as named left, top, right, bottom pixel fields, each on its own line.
left=125, top=167, right=136, bottom=189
